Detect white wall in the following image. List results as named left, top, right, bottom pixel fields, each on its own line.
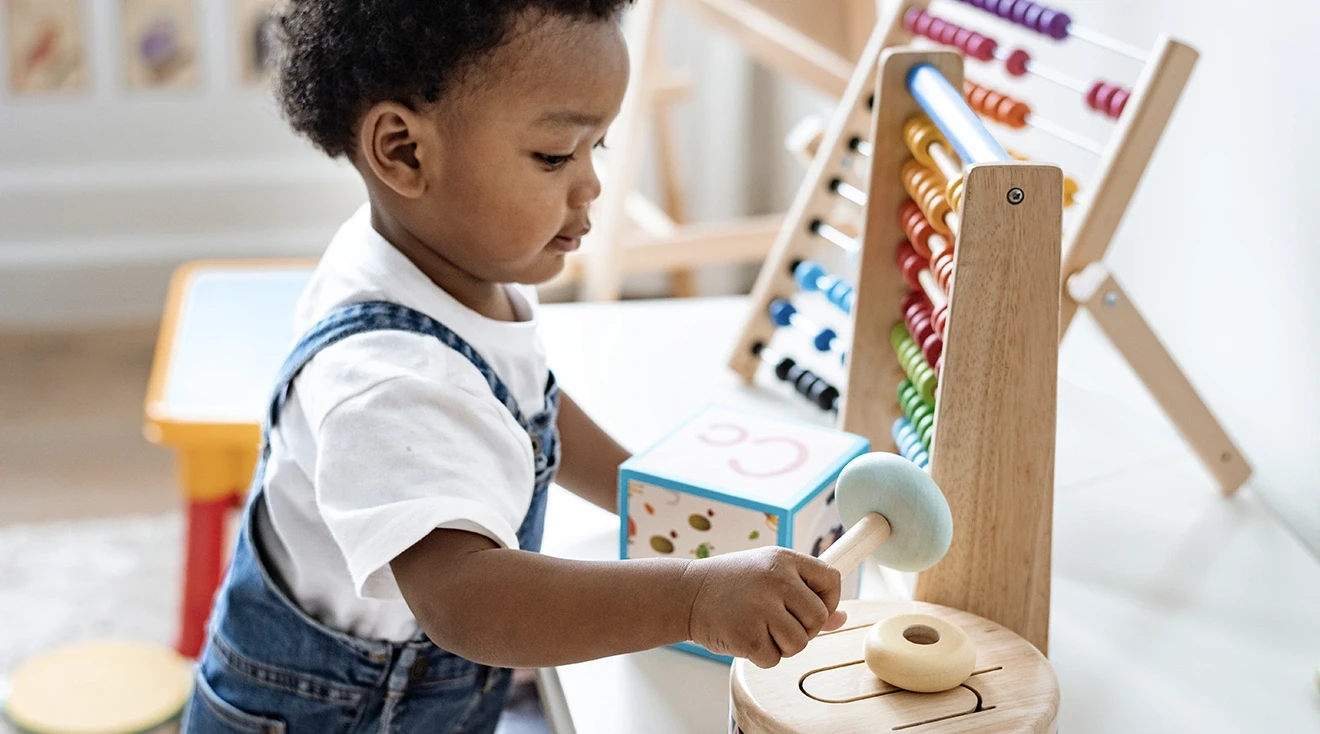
left=0, top=0, right=366, bottom=329
left=1091, top=0, right=1320, bottom=548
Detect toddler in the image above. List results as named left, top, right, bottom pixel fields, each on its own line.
left=183, top=2, right=845, bottom=731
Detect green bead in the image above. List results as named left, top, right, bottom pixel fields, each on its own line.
left=917, top=372, right=937, bottom=402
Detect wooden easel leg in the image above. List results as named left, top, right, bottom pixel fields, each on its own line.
left=581, top=0, right=664, bottom=302
left=1066, top=263, right=1252, bottom=495
left=651, top=47, right=696, bottom=298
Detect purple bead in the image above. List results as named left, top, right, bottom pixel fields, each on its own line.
left=1011, top=1, right=1033, bottom=25
left=1023, top=4, right=1044, bottom=32
left=1040, top=8, right=1070, bottom=39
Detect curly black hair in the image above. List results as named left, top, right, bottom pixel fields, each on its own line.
left=273, top=1, right=634, bottom=158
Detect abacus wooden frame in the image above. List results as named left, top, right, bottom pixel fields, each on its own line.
left=855, top=47, right=1064, bottom=654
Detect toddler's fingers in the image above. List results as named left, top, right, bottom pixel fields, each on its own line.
left=784, top=581, right=830, bottom=635
left=795, top=555, right=842, bottom=613
left=768, top=608, right=811, bottom=659
left=822, top=609, right=848, bottom=631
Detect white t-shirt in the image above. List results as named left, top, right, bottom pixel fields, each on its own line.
left=255, top=203, right=550, bottom=642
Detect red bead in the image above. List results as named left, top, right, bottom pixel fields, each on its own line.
left=903, top=7, right=923, bottom=32
left=967, top=34, right=997, bottom=61
left=900, top=290, right=923, bottom=313
left=1006, top=48, right=1030, bottom=77
left=1085, top=81, right=1103, bottom=110
left=912, top=318, right=935, bottom=345
left=1108, top=88, right=1130, bottom=118
left=901, top=257, right=923, bottom=290
left=921, top=333, right=943, bottom=366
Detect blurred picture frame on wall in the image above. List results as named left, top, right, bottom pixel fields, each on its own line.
left=5, top=0, right=88, bottom=95
left=121, top=0, right=200, bottom=90
left=236, top=0, right=278, bottom=87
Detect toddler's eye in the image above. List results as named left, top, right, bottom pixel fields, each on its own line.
left=535, top=153, right=574, bottom=169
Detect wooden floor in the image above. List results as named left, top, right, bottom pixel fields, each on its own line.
left=0, top=327, right=179, bottom=527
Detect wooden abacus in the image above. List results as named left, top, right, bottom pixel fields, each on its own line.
left=565, top=0, right=881, bottom=301
left=729, top=46, right=1064, bottom=732
left=728, top=0, right=1252, bottom=496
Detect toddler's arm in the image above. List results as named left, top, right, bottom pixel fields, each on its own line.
left=553, top=390, right=630, bottom=514
left=392, top=532, right=846, bottom=670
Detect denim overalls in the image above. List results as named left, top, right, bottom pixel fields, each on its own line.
left=181, top=301, right=560, bottom=733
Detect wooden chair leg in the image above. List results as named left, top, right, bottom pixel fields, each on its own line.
left=651, top=47, right=697, bottom=298
left=1066, top=263, right=1252, bottom=495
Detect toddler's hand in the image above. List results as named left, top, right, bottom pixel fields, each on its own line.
left=684, top=546, right=848, bottom=668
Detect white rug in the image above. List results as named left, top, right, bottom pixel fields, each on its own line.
left=0, top=513, right=183, bottom=680
left=0, top=513, right=548, bottom=733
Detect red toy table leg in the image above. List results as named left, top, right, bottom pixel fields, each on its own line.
left=177, top=494, right=238, bottom=658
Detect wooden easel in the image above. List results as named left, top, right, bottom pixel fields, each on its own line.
left=561, top=0, right=881, bottom=302
left=728, top=0, right=1251, bottom=498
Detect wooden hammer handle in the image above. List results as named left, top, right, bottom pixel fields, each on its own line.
left=818, top=512, right=891, bottom=572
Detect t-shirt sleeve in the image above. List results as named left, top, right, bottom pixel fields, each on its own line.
left=306, top=360, right=534, bottom=601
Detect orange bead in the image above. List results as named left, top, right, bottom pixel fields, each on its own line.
left=899, top=199, right=935, bottom=258
left=902, top=160, right=953, bottom=236
left=964, top=80, right=1030, bottom=129
left=903, top=116, right=947, bottom=169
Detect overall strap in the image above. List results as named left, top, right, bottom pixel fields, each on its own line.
left=262, top=301, right=532, bottom=452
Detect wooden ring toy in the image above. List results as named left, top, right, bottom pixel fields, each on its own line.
left=3, top=639, right=193, bottom=734
left=863, top=613, right=976, bottom=692
left=730, top=600, right=1059, bottom=733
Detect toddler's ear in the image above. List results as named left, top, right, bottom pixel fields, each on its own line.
left=358, top=101, right=431, bottom=199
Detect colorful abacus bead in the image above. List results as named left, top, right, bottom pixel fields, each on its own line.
left=898, top=379, right=935, bottom=448
left=900, top=199, right=937, bottom=259
left=892, top=417, right=930, bottom=470
left=891, top=323, right=937, bottom=403
left=895, top=241, right=927, bottom=291
left=904, top=7, right=997, bottom=61
left=1085, top=80, right=1130, bottom=119
left=769, top=298, right=838, bottom=353
left=964, top=80, right=1031, bottom=129
left=793, top=261, right=855, bottom=315
left=905, top=306, right=943, bottom=367
left=950, top=0, right=1071, bottom=41
left=933, top=302, right=949, bottom=337
left=933, top=249, right=956, bottom=293
left=901, top=160, right=954, bottom=235
left=756, top=345, right=841, bottom=411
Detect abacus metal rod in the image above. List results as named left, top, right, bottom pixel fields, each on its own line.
left=994, top=49, right=1087, bottom=95
left=810, top=219, right=861, bottom=254
left=1067, top=24, right=1148, bottom=63
left=1021, top=113, right=1106, bottom=155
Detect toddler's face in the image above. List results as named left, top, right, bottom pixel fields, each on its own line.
left=410, top=13, right=630, bottom=286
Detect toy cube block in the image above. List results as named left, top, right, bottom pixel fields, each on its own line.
left=618, top=405, right=870, bottom=662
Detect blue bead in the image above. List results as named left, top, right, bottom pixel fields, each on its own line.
left=768, top=298, right=795, bottom=326
left=794, top=261, right=827, bottom=292
left=813, top=328, right=837, bottom=352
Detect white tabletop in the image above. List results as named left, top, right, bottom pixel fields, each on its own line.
left=535, top=296, right=1320, bottom=734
